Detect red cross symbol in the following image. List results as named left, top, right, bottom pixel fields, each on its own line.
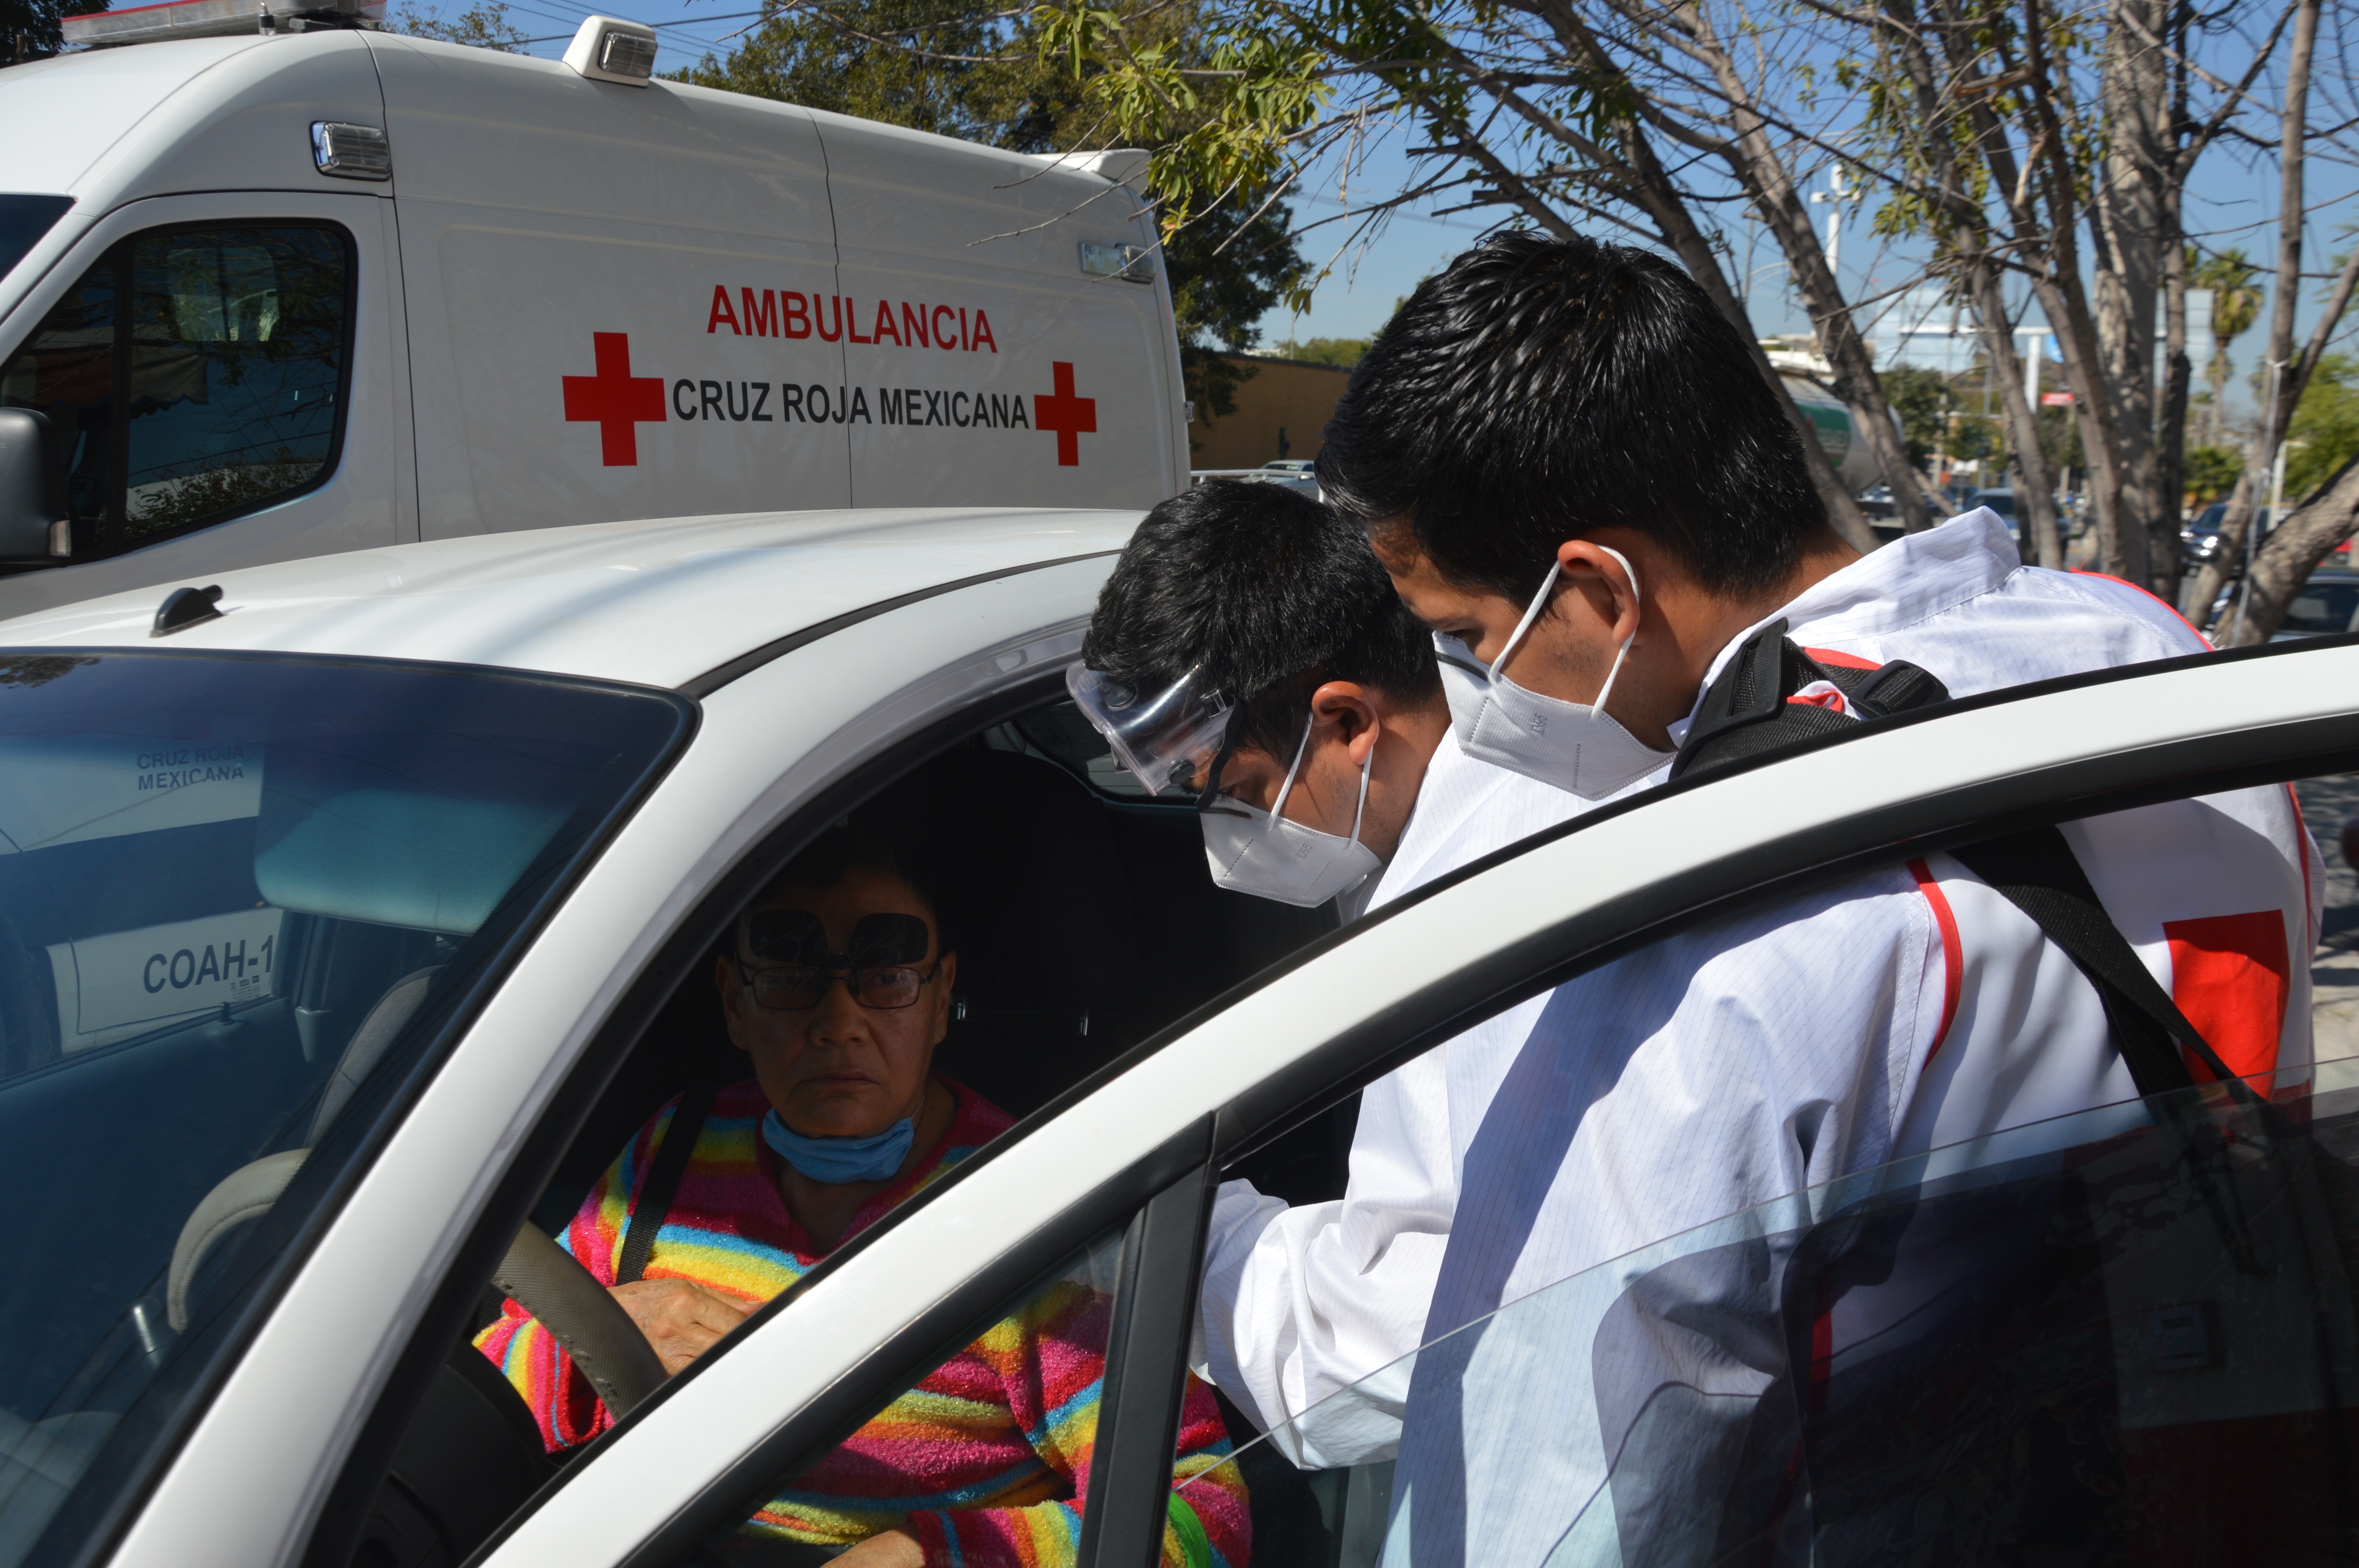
left=562, top=332, right=665, bottom=466
left=1032, top=361, right=1097, bottom=466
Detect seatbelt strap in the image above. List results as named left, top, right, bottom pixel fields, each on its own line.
left=1671, top=626, right=2259, bottom=1106
left=615, top=1080, right=718, bottom=1285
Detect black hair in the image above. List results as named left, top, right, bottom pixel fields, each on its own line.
left=740, top=819, right=948, bottom=954
left=1080, top=479, right=1440, bottom=759
left=1316, top=230, right=1828, bottom=600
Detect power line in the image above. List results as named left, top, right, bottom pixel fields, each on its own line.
left=513, top=6, right=761, bottom=42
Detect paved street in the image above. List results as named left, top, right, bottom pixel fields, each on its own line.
left=2296, top=774, right=2359, bottom=1060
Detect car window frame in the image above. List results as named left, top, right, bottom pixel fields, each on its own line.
left=472, top=631, right=2359, bottom=1568
left=300, top=597, right=1124, bottom=1568
left=0, top=218, right=361, bottom=561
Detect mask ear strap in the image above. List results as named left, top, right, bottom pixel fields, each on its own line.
left=1268, top=711, right=1317, bottom=822
left=1491, top=563, right=1562, bottom=682
left=1585, top=546, right=1644, bottom=720
left=1348, top=727, right=1374, bottom=846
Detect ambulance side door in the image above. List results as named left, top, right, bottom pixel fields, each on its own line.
left=0, top=34, right=407, bottom=618
left=371, top=39, right=847, bottom=539
left=816, top=118, right=1184, bottom=510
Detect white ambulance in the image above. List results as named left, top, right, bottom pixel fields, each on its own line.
left=0, top=7, right=1184, bottom=616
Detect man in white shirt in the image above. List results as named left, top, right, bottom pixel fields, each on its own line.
left=1072, top=475, right=1594, bottom=1456
left=1307, top=230, right=2319, bottom=1564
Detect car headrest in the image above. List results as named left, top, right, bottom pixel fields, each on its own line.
left=878, top=749, right=1143, bottom=1113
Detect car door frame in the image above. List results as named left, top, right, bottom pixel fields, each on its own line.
left=465, top=632, right=2359, bottom=1568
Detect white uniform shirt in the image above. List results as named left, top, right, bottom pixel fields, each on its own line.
left=1428, top=509, right=2319, bottom=1334
left=1207, top=510, right=2323, bottom=1474
left=1384, top=512, right=2323, bottom=1565
left=1194, top=729, right=1591, bottom=1455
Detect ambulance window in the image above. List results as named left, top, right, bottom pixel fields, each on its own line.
left=0, top=223, right=353, bottom=561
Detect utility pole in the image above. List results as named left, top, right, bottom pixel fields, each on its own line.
left=1809, top=165, right=1852, bottom=280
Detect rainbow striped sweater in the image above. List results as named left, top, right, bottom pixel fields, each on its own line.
left=475, top=1078, right=1251, bottom=1567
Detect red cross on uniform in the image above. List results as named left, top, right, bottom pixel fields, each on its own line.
left=562, top=332, right=666, bottom=466
left=1032, top=361, right=1097, bottom=466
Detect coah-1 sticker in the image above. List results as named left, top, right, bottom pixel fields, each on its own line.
left=50, top=906, right=285, bottom=1054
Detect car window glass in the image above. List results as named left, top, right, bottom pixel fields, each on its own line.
left=1186, top=1054, right=2359, bottom=1568
left=2280, top=581, right=2359, bottom=637
left=0, top=224, right=351, bottom=561
left=0, top=248, right=115, bottom=535
left=1169, top=766, right=2359, bottom=1567
left=0, top=197, right=71, bottom=286
left=121, top=227, right=348, bottom=546
left=0, top=653, right=686, bottom=1568
left=651, top=1221, right=1255, bottom=1567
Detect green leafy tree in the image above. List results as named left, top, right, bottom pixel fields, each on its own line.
left=680, top=0, right=1303, bottom=429
left=1879, top=366, right=1950, bottom=469
left=2, top=0, right=105, bottom=65
left=1274, top=336, right=1368, bottom=368
left=2192, top=247, right=2263, bottom=447
left=387, top=0, right=525, bottom=49
left=2183, top=444, right=2244, bottom=503
left=676, top=0, right=1072, bottom=147
left=2286, top=353, right=2359, bottom=503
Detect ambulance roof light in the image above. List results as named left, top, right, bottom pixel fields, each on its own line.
left=63, top=0, right=382, bottom=46
left=564, top=15, right=657, bottom=85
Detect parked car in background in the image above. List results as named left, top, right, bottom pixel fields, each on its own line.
left=2274, top=569, right=2359, bottom=640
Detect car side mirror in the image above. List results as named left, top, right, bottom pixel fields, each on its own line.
left=0, top=408, right=71, bottom=566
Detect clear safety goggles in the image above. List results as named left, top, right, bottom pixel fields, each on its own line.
left=1065, top=662, right=1233, bottom=796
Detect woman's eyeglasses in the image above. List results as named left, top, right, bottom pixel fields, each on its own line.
left=738, top=909, right=941, bottom=1012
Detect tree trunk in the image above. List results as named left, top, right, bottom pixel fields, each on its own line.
left=1968, top=261, right=2064, bottom=567
left=1610, top=116, right=1883, bottom=553
left=2094, top=0, right=2170, bottom=593
left=2154, top=189, right=2192, bottom=603
left=1659, top=0, right=1932, bottom=533
left=2186, top=0, right=2320, bottom=624
left=2221, top=453, right=2359, bottom=644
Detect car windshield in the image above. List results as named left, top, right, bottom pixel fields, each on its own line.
left=0, top=651, right=686, bottom=1567
left=1183, top=1056, right=2359, bottom=1567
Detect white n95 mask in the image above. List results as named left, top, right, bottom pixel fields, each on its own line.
left=1201, top=713, right=1381, bottom=908
left=1438, top=545, right=1675, bottom=800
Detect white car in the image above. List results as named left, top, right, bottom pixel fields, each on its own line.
left=0, top=509, right=2354, bottom=1568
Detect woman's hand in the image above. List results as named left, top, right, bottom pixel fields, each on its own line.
left=834, top=1528, right=924, bottom=1567
left=608, top=1278, right=754, bottom=1374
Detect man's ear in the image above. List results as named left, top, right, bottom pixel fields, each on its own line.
left=1310, top=681, right=1381, bottom=764
left=1556, top=539, right=1644, bottom=644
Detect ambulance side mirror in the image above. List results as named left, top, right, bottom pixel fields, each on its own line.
left=0, top=409, right=71, bottom=566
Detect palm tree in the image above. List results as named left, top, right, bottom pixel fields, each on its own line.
left=2195, top=248, right=2264, bottom=446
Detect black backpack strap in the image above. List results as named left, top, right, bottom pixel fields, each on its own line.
left=1947, top=830, right=2257, bottom=1104
left=1672, top=621, right=1953, bottom=783
left=615, top=1080, right=718, bottom=1285
left=1672, top=630, right=2265, bottom=1108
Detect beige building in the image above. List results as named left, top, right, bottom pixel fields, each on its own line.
left=1191, top=354, right=1353, bottom=470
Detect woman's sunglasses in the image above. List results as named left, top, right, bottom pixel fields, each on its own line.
left=738, top=909, right=941, bottom=1011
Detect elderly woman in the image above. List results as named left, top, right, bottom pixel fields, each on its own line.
left=477, top=828, right=1250, bottom=1566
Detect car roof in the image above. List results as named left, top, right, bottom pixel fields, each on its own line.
left=0, top=508, right=1139, bottom=689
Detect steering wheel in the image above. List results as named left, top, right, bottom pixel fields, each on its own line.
left=165, top=968, right=664, bottom=1415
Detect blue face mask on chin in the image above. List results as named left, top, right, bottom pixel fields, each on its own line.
left=761, top=1107, right=916, bottom=1184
